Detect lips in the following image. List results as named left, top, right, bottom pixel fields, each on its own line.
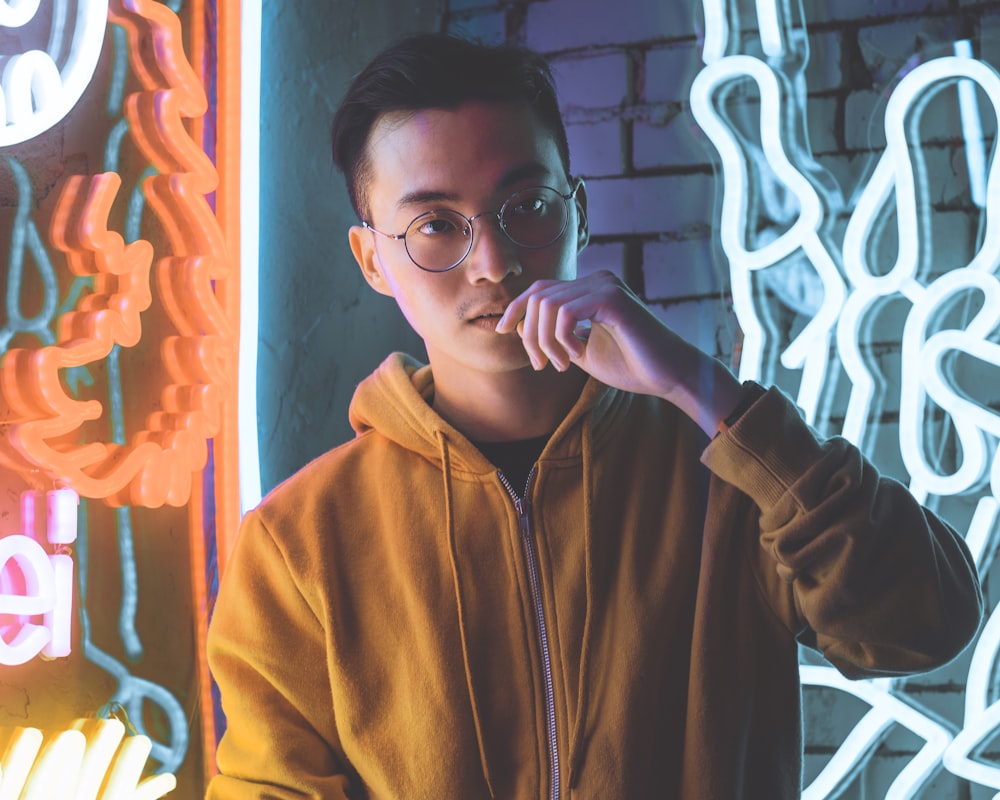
left=464, top=303, right=510, bottom=323
left=461, top=302, right=509, bottom=334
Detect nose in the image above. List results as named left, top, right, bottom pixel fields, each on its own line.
left=463, top=213, right=522, bottom=283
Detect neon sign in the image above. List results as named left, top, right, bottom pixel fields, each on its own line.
left=0, top=716, right=176, bottom=798
left=0, top=489, right=78, bottom=666
left=0, top=0, right=110, bottom=146
left=1, top=0, right=244, bottom=786
left=691, top=0, right=1000, bottom=795
left=0, top=0, right=238, bottom=512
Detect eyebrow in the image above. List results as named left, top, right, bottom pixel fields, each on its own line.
left=395, top=161, right=555, bottom=210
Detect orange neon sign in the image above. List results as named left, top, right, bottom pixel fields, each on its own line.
left=0, top=0, right=243, bottom=785
left=0, top=0, right=237, bottom=510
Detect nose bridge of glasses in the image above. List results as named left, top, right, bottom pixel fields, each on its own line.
left=468, top=208, right=505, bottom=233
left=467, top=208, right=518, bottom=253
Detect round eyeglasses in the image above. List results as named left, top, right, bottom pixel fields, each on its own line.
left=362, top=183, right=581, bottom=273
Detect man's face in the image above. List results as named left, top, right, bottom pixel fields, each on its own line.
left=349, top=101, right=587, bottom=378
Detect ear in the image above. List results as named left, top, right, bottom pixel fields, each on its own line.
left=349, top=224, right=395, bottom=298
left=573, top=179, right=590, bottom=253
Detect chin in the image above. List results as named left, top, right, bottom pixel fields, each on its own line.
left=474, top=355, right=533, bottom=374
left=459, top=346, right=532, bottom=374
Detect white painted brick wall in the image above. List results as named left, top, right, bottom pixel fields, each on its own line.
left=565, top=120, right=625, bottom=176
left=586, top=174, right=713, bottom=236
left=552, top=52, right=631, bottom=108
left=809, top=0, right=956, bottom=25
left=524, top=0, right=697, bottom=50
left=804, top=31, right=845, bottom=93
left=632, top=115, right=711, bottom=169
left=577, top=241, right=626, bottom=280
left=643, top=44, right=702, bottom=104
left=643, top=238, right=725, bottom=299
left=450, top=11, right=506, bottom=44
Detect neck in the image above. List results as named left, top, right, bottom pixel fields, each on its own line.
left=431, top=364, right=589, bottom=442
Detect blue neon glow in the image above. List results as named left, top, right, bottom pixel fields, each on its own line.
left=76, top=502, right=189, bottom=774
left=2, top=157, right=58, bottom=350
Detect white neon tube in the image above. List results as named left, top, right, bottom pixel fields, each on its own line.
left=954, top=40, right=988, bottom=209
left=239, top=0, right=263, bottom=512
left=0, top=0, right=109, bottom=145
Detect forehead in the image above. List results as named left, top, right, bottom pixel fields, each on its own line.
left=364, top=101, right=564, bottom=212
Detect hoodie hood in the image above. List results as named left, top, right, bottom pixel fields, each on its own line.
left=348, top=352, right=622, bottom=467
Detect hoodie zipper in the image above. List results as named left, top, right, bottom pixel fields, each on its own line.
left=499, top=468, right=560, bottom=800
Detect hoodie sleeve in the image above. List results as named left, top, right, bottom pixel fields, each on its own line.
left=701, top=385, right=983, bottom=679
left=206, top=509, right=354, bottom=799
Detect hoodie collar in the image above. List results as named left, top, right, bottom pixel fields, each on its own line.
left=348, top=352, right=622, bottom=468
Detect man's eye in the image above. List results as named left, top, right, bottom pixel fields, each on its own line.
left=415, top=216, right=460, bottom=236
left=511, top=197, right=546, bottom=216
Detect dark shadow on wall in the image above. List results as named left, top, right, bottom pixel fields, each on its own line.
left=257, top=1, right=443, bottom=494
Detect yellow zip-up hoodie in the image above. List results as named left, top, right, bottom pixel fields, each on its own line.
left=207, top=353, right=982, bottom=799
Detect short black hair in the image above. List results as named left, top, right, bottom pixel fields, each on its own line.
left=331, top=33, right=571, bottom=219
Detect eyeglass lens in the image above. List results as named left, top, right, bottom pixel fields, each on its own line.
left=404, top=186, right=570, bottom=272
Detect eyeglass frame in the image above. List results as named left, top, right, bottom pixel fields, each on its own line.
left=360, top=180, right=583, bottom=273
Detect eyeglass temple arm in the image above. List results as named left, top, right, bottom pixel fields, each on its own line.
left=361, top=220, right=405, bottom=240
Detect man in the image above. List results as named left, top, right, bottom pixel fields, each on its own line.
left=206, top=33, right=982, bottom=799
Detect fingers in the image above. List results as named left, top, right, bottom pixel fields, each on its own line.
left=524, top=283, right=579, bottom=371
left=497, top=271, right=619, bottom=371
left=506, top=282, right=571, bottom=370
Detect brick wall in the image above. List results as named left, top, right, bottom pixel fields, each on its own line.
left=446, top=1, right=1000, bottom=797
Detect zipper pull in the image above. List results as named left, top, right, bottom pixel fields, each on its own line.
left=498, top=468, right=536, bottom=539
